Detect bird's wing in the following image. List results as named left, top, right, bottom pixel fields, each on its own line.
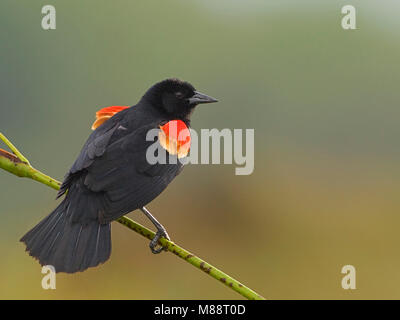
left=57, top=108, right=130, bottom=197
left=81, top=121, right=185, bottom=222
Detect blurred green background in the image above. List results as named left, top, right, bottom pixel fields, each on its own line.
left=1, top=0, right=400, bottom=299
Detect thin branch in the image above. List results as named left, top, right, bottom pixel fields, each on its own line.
left=0, top=132, right=30, bottom=165
left=0, top=132, right=265, bottom=300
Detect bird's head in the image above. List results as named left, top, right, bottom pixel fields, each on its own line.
left=142, top=78, right=218, bottom=120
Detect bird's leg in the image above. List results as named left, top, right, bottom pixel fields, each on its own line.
left=140, top=207, right=170, bottom=254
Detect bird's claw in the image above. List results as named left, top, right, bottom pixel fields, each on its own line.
left=150, top=229, right=170, bottom=254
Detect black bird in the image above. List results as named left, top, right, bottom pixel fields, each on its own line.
left=20, top=78, right=218, bottom=273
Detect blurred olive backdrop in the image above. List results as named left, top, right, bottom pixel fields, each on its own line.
left=1, top=0, right=400, bottom=299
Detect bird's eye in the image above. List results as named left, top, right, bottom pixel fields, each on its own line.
left=175, top=92, right=184, bottom=99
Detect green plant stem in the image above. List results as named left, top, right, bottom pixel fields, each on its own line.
left=0, top=132, right=30, bottom=165
left=0, top=132, right=265, bottom=300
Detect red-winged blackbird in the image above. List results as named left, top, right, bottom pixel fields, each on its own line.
left=20, top=78, right=218, bottom=273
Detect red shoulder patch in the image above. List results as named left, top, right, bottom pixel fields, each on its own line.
left=91, top=106, right=129, bottom=130
left=159, top=120, right=191, bottom=158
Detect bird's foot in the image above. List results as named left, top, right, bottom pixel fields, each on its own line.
left=150, top=228, right=170, bottom=254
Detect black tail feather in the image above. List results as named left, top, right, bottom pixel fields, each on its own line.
left=20, top=199, right=111, bottom=273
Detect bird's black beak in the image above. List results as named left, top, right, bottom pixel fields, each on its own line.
left=188, top=91, right=218, bottom=105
